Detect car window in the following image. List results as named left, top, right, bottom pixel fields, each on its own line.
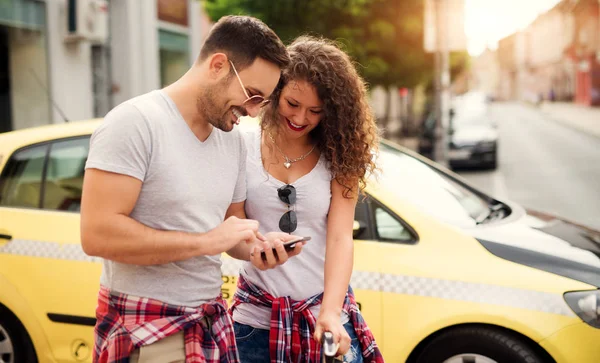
left=0, top=144, right=48, bottom=208
left=373, top=204, right=413, bottom=242
left=376, top=142, right=490, bottom=228
left=43, top=137, right=90, bottom=212
left=353, top=197, right=374, bottom=240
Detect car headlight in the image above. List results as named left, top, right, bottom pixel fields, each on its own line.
left=564, top=290, right=600, bottom=328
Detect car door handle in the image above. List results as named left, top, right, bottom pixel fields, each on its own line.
left=0, top=232, right=12, bottom=242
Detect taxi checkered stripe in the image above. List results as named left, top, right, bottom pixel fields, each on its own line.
left=0, top=239, right=100, bottom=263
left=351, top=271, right=575, bottom=317
left=1, top=239, right=575, bottom=317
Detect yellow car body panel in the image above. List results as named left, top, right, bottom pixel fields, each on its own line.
left=0, top=120, right=101, bottom=158
left=0, top=209, right=101, bottom=363
left=539, top=322, right=600, bottom=363
left=1, top=120, right=598, bottom=363
left=0, top=272, right=55, bottom=362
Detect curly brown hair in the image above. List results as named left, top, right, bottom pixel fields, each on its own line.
left=261, top=36, right=379, bottom=198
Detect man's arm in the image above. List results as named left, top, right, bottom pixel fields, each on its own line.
left=80, top=169, right=260, bottom=265
left=224, top=202, right=253, bottom=260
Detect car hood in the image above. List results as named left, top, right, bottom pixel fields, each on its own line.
left=467, top=208, right=600, bottom=288
left=452, top=126, right=498, bottom=145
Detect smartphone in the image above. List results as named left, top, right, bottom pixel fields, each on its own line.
left=260, top=236, right=311, bottom=260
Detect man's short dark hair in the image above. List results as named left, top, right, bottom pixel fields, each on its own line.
left=198, top=15, right=289, bottom=71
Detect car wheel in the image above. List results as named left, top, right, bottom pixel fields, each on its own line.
left=0, top=310, right=37, bottom=363
left=416, top=326, right=546, bottom=363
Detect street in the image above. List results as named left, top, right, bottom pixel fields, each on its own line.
left=457, top=102, right=600, bottom=230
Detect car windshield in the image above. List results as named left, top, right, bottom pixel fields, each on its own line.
left=451, top=92, right=494, bottom=127
left=453, top=109, right=487, bottom=126
left=374, top=142, right=490, bottom=228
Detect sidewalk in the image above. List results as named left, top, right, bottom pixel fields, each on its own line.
left=539, top=102, right=600, bottom=139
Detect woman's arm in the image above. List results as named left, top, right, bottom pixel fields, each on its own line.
left=315, top=178, right=358, bottom=353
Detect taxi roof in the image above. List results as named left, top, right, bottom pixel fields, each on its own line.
left=0, top=119, right=102, bottom=155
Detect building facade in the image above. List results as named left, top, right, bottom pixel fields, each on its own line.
left=566, top=0, right=600, bottom=106
left=471, top=48, right=500, bottom=100
left=497, top=33, right=518, bottom=101
left=1, top=0, right=51, bottom=132
left=525, top=0, right=576, bottom=102
left=495, top=0, right=599, bottom=106
left=0, top=0, right=213, bottom=133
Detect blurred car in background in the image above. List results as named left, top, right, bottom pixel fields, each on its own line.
left=419, top=91, right=498, bottom=170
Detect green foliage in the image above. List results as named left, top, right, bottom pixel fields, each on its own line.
left=202, top=0, right=434, bottom=88
left=450, top=50, right=470, bottom=80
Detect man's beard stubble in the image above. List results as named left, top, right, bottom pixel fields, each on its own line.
left=196, top=79, right=232, bottom=132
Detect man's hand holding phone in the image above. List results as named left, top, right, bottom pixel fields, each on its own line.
left=250, top=233, right=309, bottom=270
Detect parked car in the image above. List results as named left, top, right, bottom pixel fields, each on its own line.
left=419, top=92, right=498, bottom=169
left=1, top=119, right=599, bottom=363
left=448, top=106, right=498, bottom=169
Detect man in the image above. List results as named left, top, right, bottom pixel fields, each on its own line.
left=81, top=15, right=299, bottom=363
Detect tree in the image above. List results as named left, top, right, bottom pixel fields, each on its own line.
left=203, top=0, right=438, bottom=136
left=203, top=0, right=433, bottom=90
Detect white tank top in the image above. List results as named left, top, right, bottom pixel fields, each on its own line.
left=232, top=128, right=349, bottom=329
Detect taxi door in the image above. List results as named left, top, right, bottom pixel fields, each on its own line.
left=0, top=135, right=99, bottom=362
left=351, top=197, right=384, bottom=342
left=351, top=193, right=424, bottom=360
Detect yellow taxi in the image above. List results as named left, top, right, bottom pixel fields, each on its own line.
left=0, top=119, right=599, bottom=363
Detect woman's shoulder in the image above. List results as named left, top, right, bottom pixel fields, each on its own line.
left=319, top=155, right=335, bottom=181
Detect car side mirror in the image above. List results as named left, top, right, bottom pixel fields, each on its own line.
left=353, top=220, right=367, bottom=239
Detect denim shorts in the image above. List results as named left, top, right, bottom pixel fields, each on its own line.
left=234, top=321, right=363, bottom=363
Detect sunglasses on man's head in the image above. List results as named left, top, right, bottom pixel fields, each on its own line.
left=229, top=60, right=271, bottom=112
left=277, top=184, right=297, bottom=233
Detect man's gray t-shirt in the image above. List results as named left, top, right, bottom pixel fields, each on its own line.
left=85, top=89, right=246, bottom=307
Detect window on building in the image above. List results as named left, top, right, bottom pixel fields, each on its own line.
left=160, top=47, right=189, bottom=87
left=157, top=0, right=190, bottom=87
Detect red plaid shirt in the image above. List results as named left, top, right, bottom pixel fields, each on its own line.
left=230, top=275, right=384, bottom=363
left=93, top=286, right=240, bottom=363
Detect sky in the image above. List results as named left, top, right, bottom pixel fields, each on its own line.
left=464, top=0, right=562, bottom=55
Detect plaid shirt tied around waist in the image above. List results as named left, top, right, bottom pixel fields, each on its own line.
left=230, top=274, right=384, bottom=363
left=93, top=286, right=239, bottom=363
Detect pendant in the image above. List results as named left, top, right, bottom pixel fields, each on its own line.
left=284, top=161, right=292, bottom=169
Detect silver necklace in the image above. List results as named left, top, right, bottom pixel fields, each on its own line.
left=268, top=132, right=316, bottom=169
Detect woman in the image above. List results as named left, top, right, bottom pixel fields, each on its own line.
left=231, top=36, right=384, bottom=363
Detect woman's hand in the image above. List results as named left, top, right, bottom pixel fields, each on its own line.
left=249, top=232, right=304, bottom=270
left=314, top=310, right=351, bottom=356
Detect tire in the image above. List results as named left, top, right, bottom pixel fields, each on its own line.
left=416, top=326, right=547, bottom=363
left=0, top=309, right=37, bottom=363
